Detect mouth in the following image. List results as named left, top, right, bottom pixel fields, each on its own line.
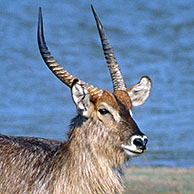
left=121, top=144, right=146, bottom=157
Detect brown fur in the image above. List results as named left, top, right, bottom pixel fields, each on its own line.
left=0, top=90, right=145, bottom=194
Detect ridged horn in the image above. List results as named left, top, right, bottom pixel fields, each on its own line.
left=38, top=7, right=77, bottom=88
left=38, top=8, right=102, bottom=98
left=91, top=5, right=127, bottom=91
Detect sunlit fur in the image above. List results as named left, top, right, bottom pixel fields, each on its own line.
left=0, top=90, right=145, bottom=194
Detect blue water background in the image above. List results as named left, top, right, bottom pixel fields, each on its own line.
left=0, top=0, right=194, bottom=168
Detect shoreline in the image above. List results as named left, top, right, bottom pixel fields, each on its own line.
left=124, top=166, right=194, bottom=194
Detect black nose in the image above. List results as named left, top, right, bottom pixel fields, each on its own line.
left=133, top=138, right=148, bottom=150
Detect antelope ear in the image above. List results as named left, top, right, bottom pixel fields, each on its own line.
left=127, top=76, right=152, bottom=106
left=71, top=80, right=91, bottom=117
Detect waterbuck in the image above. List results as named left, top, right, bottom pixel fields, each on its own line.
left=0, top=6, right=152, bottom=194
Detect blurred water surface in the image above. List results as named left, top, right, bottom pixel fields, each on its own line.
left=0, top=0, right=193, bottom=168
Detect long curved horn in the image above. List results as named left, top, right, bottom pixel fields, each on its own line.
left=38, top=8, right=102, bottom=97
left=91, top=5, right=127, bottom=91
left=38, top=8, right=78, bottom=88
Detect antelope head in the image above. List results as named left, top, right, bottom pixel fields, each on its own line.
left=38, top=6, right=152, bottom=166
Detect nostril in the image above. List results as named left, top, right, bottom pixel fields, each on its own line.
left=133, top=137, right=148, bottom=150
left=143, top=138, right=148, bottom=146
left=133, top=138, right=144, bottom=147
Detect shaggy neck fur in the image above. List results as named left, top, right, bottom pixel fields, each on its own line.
left=53, top=115, right=125, bottom=194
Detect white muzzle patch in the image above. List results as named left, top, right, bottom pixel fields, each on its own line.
left=121, top=135, right=148, bottom=157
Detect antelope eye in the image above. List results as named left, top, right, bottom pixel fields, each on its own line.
left=98, top=108, right=109, bottom=115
